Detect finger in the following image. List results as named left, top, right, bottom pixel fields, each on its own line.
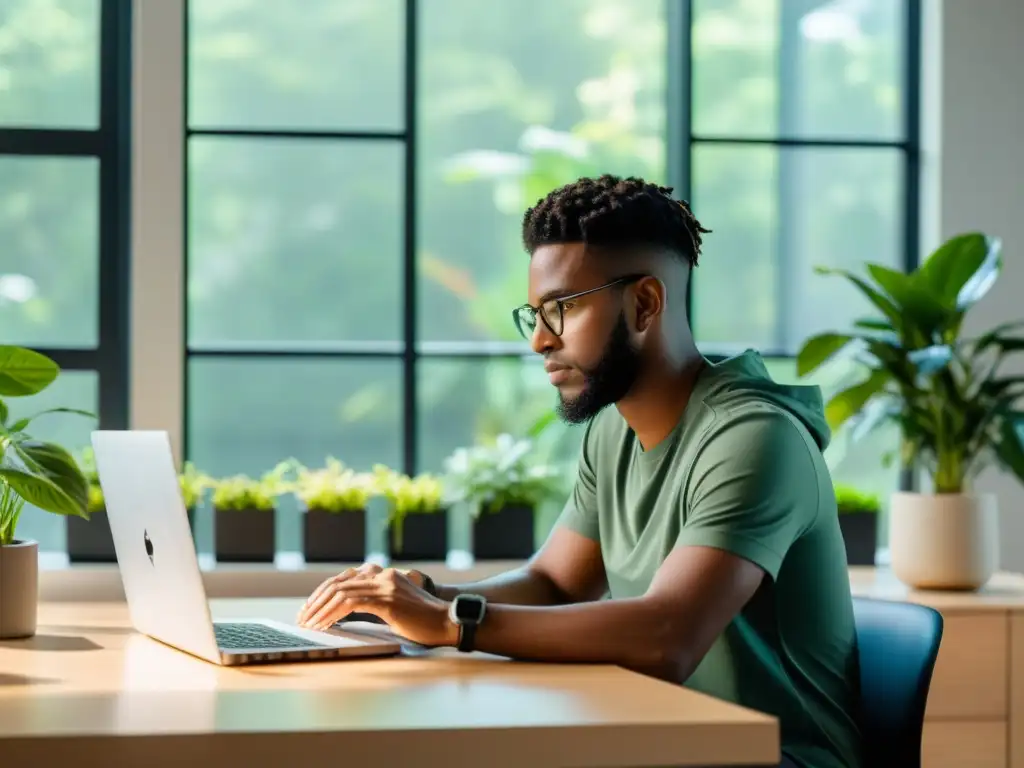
left=309, top=588, right=385, bottom=630
left=317, top=598, right=388, bottom=630
left=298, top=568, right=359, bottom=622
left=306, top=591, right=357, bottom=630
left=302, top=583, right=384, bottom=629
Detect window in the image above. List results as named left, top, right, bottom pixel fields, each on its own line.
left=689, top=0, right=919, bottom=545
left=0, top=0, right=130, bottom=557
left=184, top=0, right=919, bottom=559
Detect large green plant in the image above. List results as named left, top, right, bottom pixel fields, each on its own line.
left=796, top=232, right=1024, bottom=494
left=0, top=347, right=93, bottom=545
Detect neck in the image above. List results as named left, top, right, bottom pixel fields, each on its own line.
left=615, top=343, right=706, bottom=451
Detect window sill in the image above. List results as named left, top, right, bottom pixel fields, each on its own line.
left=37, top=550, right=525, bottom=602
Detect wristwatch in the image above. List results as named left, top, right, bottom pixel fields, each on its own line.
left=448, top=593, right=487, bottom=652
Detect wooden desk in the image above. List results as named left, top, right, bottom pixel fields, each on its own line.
left=850, top=566, right=1024, bottom=768
left=0, top=599, right=779, bottom=768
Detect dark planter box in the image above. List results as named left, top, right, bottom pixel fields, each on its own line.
left=215, top=507, right=275, bottom=563
left=474, top=504, right=535, bottom=560
left=839, top=512, right=877, bottom=566
left=392, top=510, right=448, bottom=562
left=67, top=509, right=116, bottom=563
left=303, top=508, right=366, bottom=563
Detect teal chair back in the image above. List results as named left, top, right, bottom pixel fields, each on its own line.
left=852, top=597, right=943, bottom=768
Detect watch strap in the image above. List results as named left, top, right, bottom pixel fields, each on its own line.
left=457, top=619, right=478, bottom=652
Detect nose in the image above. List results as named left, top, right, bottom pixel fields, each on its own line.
left=530, top=320, right=560, bottom=355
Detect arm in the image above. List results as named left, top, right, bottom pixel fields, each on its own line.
left=432, top=527, right=607, bottom=605
left=431, top=420, right=608, bottom=606
left=462, top=411, right=817, bottom=682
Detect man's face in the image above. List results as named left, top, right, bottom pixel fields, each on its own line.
left=525, top=243, right=643, bottom=423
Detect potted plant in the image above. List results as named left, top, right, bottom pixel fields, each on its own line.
left=0, top=346, right=92, bottom=638
left=211, top=464, right=288, bottom=563
left=289, top=457, right=373, bottom=563
left=374, top=464, right=446, bottom=562
left=796, top=231, right=1023, bottom=590
left=179, top=461, right=211, bottom=532
left=443, top=433, right=563, bottom=560
left=66, top=446, right=115, bottom=562
left=834, top=484, right=880, bottom=566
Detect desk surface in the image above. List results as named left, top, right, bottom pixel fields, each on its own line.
left=849, top=566, right=1024, bottom=612
left=0, top=599, right=779, bottom=768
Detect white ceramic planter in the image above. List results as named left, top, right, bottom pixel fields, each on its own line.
left=0, top=539, right=39, bottom=638
left=889, top=492, right=999, bottom=591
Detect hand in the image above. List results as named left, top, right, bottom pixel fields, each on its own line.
left=298, top=567, right=457, bottom=647
left=297, top=563, right=429, bottom=627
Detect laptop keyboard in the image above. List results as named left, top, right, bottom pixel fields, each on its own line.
left=214, top=622, right=329, bottom=650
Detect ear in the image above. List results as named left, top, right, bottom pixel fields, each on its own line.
left=630, top=276, right=665, bottom=334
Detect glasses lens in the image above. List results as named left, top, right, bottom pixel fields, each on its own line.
left=513, top=307, right=536, bottom=339
left=540, top=300, right=563, bottom=336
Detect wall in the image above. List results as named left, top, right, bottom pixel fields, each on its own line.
left=927, top=0, right=1024, bottom=570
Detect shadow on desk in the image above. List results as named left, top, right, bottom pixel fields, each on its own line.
left=0, top=634, right=102, bottom=652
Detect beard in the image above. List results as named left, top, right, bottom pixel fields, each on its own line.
left=556, top=313, right=642, bottom=425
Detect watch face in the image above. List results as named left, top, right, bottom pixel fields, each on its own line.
left=454, top=594, right=486, bottom=623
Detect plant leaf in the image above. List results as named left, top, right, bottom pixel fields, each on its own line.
left=0, top=399, right=7, bottom=426
left=0, top=346, right=59, bottom=397
left=866, top=263, right=950, bottom=338
left=956, top=235, right=1002, bottom=309
left=853, top=318, right=893, bottom=333
left=994, top=413, right=1024, bottom=485
left=813, top=266, right=903, bottom=330
left=6, top=440, right=90, bottom=518
left=0, top=468, right=83, bottom=517
left=907, top=345, right=954, bottom=375
left=825, top=369, right=890, bottom=432
left=796, top=333, right=854, bottom=377
left=916, top=232, right=995, bottom=307
left=6, top=407, right=95, bottom=435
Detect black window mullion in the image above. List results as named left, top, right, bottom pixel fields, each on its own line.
left=67, top=0, right=133, bottom=564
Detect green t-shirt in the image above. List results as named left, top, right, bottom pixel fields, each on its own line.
left=557, top=350, right=863, bottom=768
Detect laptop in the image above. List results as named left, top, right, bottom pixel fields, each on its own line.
left=90, top=429, right=402, bottom=666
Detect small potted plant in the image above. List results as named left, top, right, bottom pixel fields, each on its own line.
left=797, top=231, right=1024, bottom=589
left=211, top=463, right=288, bottom=563
left=0, top=346, right=92, bottom=638
left=289, top=457, right=373, bottom=563
left=374, top=464, right=446, bottom=562
left=443, top=433, right=563, bottom=560
left=66, top=446, right=115, bottom=562
left=179, top=461, right=212, bottom=532
left=834, top=484, right=880, bottom=566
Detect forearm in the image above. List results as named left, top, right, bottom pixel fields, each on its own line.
left=471, top=598, right=692, bottom=682
left=433, top=564, right=568, bottom=606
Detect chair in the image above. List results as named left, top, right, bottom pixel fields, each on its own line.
left=852, top=597, right=944, bottom=768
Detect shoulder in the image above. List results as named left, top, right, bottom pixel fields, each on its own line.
left=692, top=397, right=820, bottom=475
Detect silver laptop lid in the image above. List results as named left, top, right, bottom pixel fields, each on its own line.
left=91, top=430, right=221, bottom=663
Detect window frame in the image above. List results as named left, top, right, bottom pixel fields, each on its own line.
left=0, top=0, right=132, bottom=561
left=179, top=0, right=923, bottom=563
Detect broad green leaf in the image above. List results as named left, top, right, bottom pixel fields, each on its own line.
left=6, top=407, right=95, bottom=435
left=866, top=263, right=950, bottom=338
left=973, top=320, right=1024, bottom=351
left=825, top=369, right=890, bottom=432
left=917, top=232, right=993, bottom=306
left=995, top=413, right=1024, bottom=485
left=11, top=440, right=89, bottom=516
left=527, top=410, right=557, bottom=437
left=0, top=346, right=59, bottom=397
left=795, top=333, right=853, bottom=377
left=0, top=399, right=7, bottom=426
left=813, top=265, right=903, bottom=330
left=0, top=468, right=83, bottom=517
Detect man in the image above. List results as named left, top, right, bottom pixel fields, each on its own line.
left=298, top=175, right=864, bottom=768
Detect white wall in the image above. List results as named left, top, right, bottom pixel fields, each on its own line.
left=928, top=0, right=1024, bottom=570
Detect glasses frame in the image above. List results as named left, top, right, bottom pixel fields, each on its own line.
left=512, top=273, right=649, bottom=340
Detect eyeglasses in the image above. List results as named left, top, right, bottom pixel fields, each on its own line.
left=512, top=274, right=648, bottom=340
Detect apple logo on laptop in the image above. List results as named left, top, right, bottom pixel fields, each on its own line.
left=144, top=529, right=154, bottom=565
